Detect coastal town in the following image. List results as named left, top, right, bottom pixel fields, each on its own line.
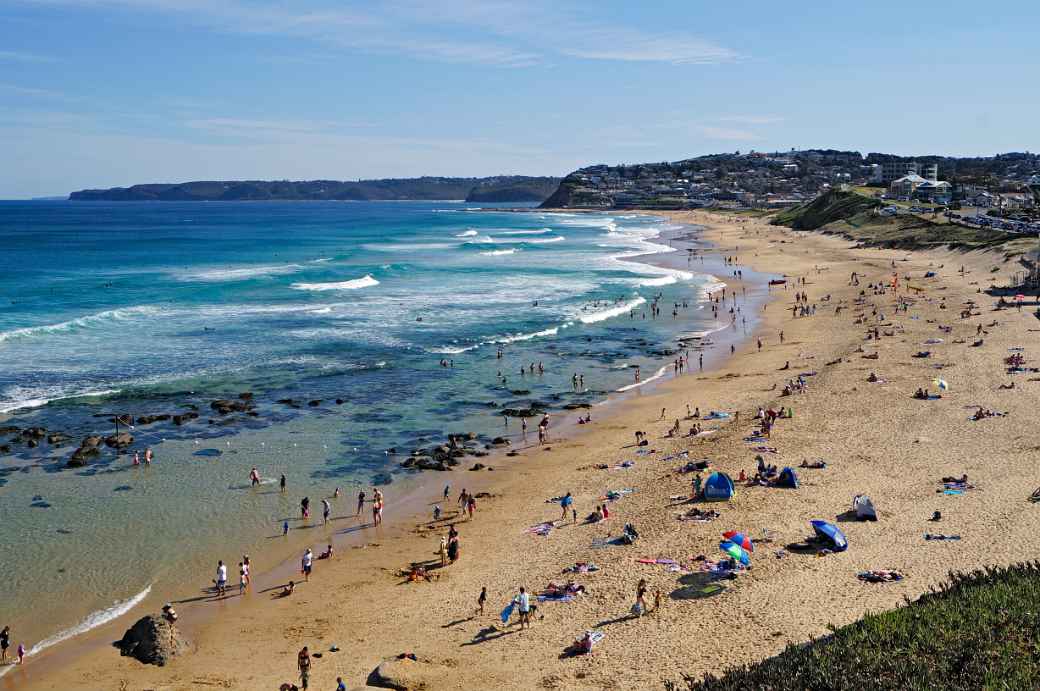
left=542, top=150, right=1040, bottom=232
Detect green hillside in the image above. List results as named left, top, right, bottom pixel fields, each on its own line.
left=666, top=563, right=1040, bottom=691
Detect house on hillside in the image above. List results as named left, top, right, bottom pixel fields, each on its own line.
left=915, top=180, right=952, bottom=203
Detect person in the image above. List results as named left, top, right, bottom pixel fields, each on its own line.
left=515, top=587, right=531, bottom=629
left=280, top=474, right=286, bottom=492
left=282, top=580, right=295, bottom=596
left=322, top=498, right=331, bottom=525
left=466, top=494, right=476, bottom=520
left=283, top=520, right=289, bottom=537
left=144, top=447, right=153, bottom=464
left=372, top=488, right=384, bottom=525
left=433, top=504, right=441, bottom=521
left=238, top=562, right=247, bottom=595
left=0, top=626, right=9, bottom=663
left=243, top=555, right=251, bottom=585
left=439, top=536, right=449, bottom=567
left=447, top=532, right=459, bottom=563
left=337, top=677, right=347, bottom=691
left=633, top=579, right=648, bottom=617
left=16, top=643, right=24, bottom=665
left=297, top=646, right=311, bottom=690
left=132, top=450, right=140, bottom=466
left=476, top=586, right=487, bottom=615
left=560, top=492, right=573, bottom=521
left=301, top=496, right=310, bottom=519
left=443, top=484, right=450, bottom=501
left=215, top=560, right=228, bottom=596
left=302, top=548, right=313, bottom=581
left=356, top=489, right=366, bottom=517
left=249, top=466, right=261, bottom=487
left=601, top=503, right=610, bottom=520
left=161, top=603, right=178, bottom=623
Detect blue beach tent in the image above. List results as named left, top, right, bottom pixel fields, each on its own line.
left=810, top=520, right=848, bottom=552
left=776, top=467, right=799, bottom=489
left=703, top=472, right=735, bottom=501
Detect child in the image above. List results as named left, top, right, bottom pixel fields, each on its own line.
left=17, top=643, right=25, bottom=665
left=336, top=678, right=347, bottom=691
left=433, top=504, right=441, bottom=521
left=477, top=586, right=487, bottom=615
left=283, top=520, right=289, bottom=537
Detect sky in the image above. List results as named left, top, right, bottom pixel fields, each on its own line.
left=1, top=0, right=1038, bottom=198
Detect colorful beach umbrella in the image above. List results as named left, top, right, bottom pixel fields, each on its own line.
left=721, top=530, right=755, bottom=552
left=719, top=540, right=751, bottom=566
left=933, top=378, right=949, bottom=391
left=810, top=520, right=848, bottom=552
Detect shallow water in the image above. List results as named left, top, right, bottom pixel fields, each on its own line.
left=0, top=200, right=757, bottom=660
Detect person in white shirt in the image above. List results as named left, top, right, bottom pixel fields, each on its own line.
left=302, top=548, right=313, bottom=581
left=514, top=587, right=531, bottom=629
left=215, top=560, right=228, bottom=596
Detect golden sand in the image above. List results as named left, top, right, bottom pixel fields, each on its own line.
left=15, top=211, right=1040, bottom=690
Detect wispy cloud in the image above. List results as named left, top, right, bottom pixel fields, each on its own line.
left=0, top=49, right=56, bottom=63
left=718, top=115, right=784, bottom=125
left=697, top=124, right=761, bottom=141
left=18, top=0, right=740, bottom=67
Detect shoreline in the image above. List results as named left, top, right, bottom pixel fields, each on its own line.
left=2, top=214, right=766, bottom=687
left=15, top=209, right=1037, bottom=690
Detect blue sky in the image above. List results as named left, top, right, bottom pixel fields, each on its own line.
left=1, top=0, right=1038, bottom=197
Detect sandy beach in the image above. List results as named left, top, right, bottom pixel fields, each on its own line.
left=10, top=210, right=1040, bottom=691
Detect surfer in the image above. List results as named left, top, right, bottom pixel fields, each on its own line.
left=249, top=467, right=261, bottom=487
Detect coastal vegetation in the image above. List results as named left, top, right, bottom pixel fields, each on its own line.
left=668, top=563, right=1040, bottom=691
left=773, top=188, right=1033, bottom=255
left=68, top=176, right=560, bottom=202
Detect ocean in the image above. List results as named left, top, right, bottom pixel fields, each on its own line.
left=0, top=200, right=756, bottom=667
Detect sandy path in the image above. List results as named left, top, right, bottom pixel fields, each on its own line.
left=13, top=211, right=1040, bottom=691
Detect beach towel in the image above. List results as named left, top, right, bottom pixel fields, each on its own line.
left=500, top=602, right=515, bottom=623
left=924, top=533, right=961, bottom=541
left=563, top=562, right=599, bottom=573
left=857, top=570, right=904, bottom=583
left=526, top=522, right=554, bottom=536
left=704, top=411, right=730, bottom=420
left=537, top=594, right=574, bottom=602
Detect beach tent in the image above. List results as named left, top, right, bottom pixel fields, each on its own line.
left=776, top=467, right=799, bottom=489
left=810, top=520, right=848, bottom=552
left=703, top=472, right=735, bottom=501
left=853, top=495, right=877, bottom=521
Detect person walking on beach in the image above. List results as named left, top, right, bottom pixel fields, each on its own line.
left=0, top=626, right=9, bottom=663
left=476, top=586, right=487, bottom=616
left=356, top=489, right=366, bottom=517
left=633, top=579, right=649, bottom=617
left=514, top=587, right=531, bottom=629
left=560, top=492, right=573, bottom=521
left=297, top=646, right=311, bottom=690
left=279, top=474, right=286, bottom=492
left=443, top=484, right=450, bottom=501
left=302, top=548, right=313, bottom=581
left=300, top=497, right=310, bottom=520
left=215, top=560, right=228, bottom=596
left=466, top=493, right=476, bottom=520
left=238, top=562, right=247, bottom=595
left=249, top=466, right=261, bottom=487
left=322, top=498, right=331, bottom=525
left=282, top=520, right=289, bottom=537
left=144, top=447, right=153, bottom=464
left=243, top=555, right=251, bottom=585
left=372, top=488, right=384, bottom=525
left=16, top=643, right=24, bottom=666
left=439, top=536, right=449, bottom=567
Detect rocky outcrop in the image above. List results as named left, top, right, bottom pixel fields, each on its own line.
left=210, top=399, right=253, bottom=415
left=46, top=432, right=70, bottom=445
left=116, top=615, right=189, bottom=666
left=172, top=411, right=199, bottom=425
left=68, top=435, right=104, bottom=467
left=21, top=427, right=48, bottom=440
left=136, top=414, right=171, bottom=425
left=104, top=432, right=134, bottom=449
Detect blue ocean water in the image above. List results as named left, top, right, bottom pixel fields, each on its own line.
left=0, top=200, right=745, bottom=664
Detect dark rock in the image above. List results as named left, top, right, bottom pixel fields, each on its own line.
left=0, top=426, right=19, bottom=436
left=172, top=412, right=199, bottom=426
left=47, top=433, right=69, bottom=445
left=27, top=439, right=39, bottom=448
left=510, top=389, right=530, bottom=396
left=490, top=437, right=510, bottom=446
left=104, top=432, right=134, bottom=449
left=400, top=457, right=417, bottom=468
left=0, top=444, right=11, bottom=454
left=562, top=403, right=591, bottom=410
left=116, top=614, right=189, bottom=666
left=21, top=427, right=48, bottom=440
left=210, top=399, right=252, bottom=415
left=136, top=414, right=171, bottom=425
left=81, top=435, right=103, bottom=448
left=277, top=398, right=296, bottom=406
left=246, top=411, right=259, bottom=417
left=308, top=399, right=322, bottom=407
left=335, top=398, right=345, bottom=405
left=68, top=445, right=101, bottom=467
left=469, top=463, right=486, bottom=471
left=238, top=392, right=253, bottom=400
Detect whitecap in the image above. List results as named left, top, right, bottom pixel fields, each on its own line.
left=480, top=248, right=518, bottom=256
left=578, top=297, right=647, bottom=324
left=455, top=229, right=479, bottom=237
left=0, top=306, right=163, bottom=344
left=291, top=275, right=380, bottom=291
left=615, top=364, right=670, bottom=392
left=177, top=264, right=304, bottom=282
left=0, top=387, right=122, bottom=414
left=489, top=326, right=560, bottom=344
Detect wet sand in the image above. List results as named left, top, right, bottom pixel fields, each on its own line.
left=12, top=210, right=1040, bottom=690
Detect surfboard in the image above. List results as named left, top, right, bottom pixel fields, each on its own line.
left=500, top=602, right=515, bottom=623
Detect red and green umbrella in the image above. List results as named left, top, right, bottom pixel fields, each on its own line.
left=722, top=530, right=755, bottom=552
left=719, top=540, right=751, bottom=566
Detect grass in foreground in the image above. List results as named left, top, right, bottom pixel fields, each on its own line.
left=665, top=563, right=1040, bottom=691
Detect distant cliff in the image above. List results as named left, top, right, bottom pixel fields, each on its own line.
left=69, top=176, right=560, bottom=203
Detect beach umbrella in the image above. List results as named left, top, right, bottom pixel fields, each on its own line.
left=721, top=530, right=755, bottom=552
left=719, top=540, right=751, bottom=566
left=810, top=520, right=848, bottom=552
left=933, top=378, right=949, bottom=391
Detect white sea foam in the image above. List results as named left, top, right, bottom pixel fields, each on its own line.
left=178, top=264, right=304, bottom=282
left=362, top=242, right=456, bottom=251
left=429, top=344, right=480, bottom=354
left=700, top=277, right=727, bottom=296
left=0, top=585, right=152, bottom=678
left=455, top=229, right=479, bottom=237
left=490, top=326, right=560, bottom=344
left=291, top=275, right=380, bottom=291
left=480, top=248, right=518, bottom=256
left=312, top=257, right=334, bottom=263
left=0, top=387, right=122, bottom=414
left=0, top=306, right=163, bottom=344
left=615, top=364, right=670, bottom=393
left=494, top=228, right=552, bottom=236
left=578, top=297, right=647, bottom=324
